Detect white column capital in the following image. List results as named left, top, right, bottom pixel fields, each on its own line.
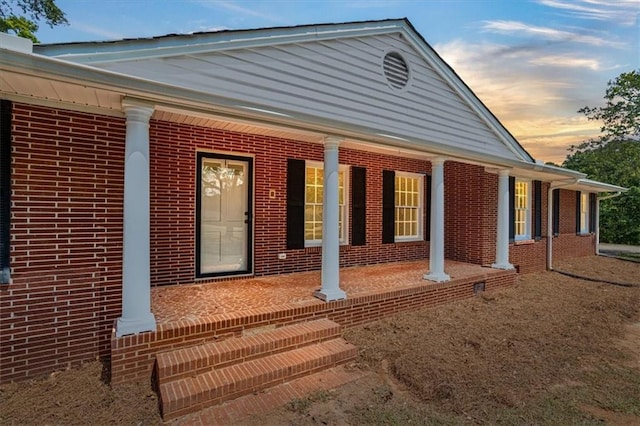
left=497, top=168, right=511, bottom=177
left=431, top=157, right=447, bottom=167
left=323, top=135, right=343, bottom=149
left=122, top=99, right=154, bottom=122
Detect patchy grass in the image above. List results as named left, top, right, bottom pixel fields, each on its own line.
left=343, top=257, right=640, bottom=424
left=285, top=389, right=337, bottom=414
left=2, top=256, right=639, bottom=425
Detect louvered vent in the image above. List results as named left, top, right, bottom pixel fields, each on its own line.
left=383, top=52, right=409, bottom=90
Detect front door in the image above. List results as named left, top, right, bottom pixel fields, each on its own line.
left=196, top=153, right=253, bottom=277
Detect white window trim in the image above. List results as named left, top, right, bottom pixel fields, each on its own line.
left=579, top=192, right=590, bottom=235
left=304, top=161, right=350, bottom=247
left=514, top=179, right=531, bottom=241
left=394, top=171, right=424, bottom=242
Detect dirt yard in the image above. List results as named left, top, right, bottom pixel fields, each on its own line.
left=1, top=256, right=639, bottom=425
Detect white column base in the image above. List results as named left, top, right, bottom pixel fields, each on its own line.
left=115, top=312, right=156, bottom=337
left=314, top=288, right=347, bottom=302
left=491, top=262, right=515, bottom=270
left=423, top=271, right=450, bottom=282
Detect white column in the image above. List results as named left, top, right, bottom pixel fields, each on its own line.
left=595, top=198, right=600, bottom=255
left=424, top=157, right=450, bottom=282
left=314, top=136, right=346, bottom=301
left=116, top=100, right=156, bottom=337
left=492, top=169, right=514, bottom=270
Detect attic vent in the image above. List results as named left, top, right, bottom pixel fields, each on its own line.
left=383, top=51, right=410, bottom=90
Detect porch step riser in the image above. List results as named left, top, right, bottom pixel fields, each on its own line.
left=155, top=318, right=342, bottom=385
left=160, top=338, right=356, bottom=420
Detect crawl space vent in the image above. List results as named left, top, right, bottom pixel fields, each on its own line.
left=383, top=52, right=409, bottom=90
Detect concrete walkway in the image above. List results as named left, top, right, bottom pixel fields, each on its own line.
left=599, top=243, right=640, bottom=254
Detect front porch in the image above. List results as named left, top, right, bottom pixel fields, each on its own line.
left=111, top=260, right=516, bottom=385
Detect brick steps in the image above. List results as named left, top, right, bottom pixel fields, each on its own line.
left=156, top=319, right=356, bottom=421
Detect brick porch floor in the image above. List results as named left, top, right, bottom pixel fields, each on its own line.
left=151, top=260, right=501, bottom=324
left=112, top=260, right=515, bottom=385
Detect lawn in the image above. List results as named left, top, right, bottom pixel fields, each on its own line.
left=1, top=256, right=639, bottom=425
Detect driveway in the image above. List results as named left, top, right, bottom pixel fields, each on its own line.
left=599, top=243, right=640, bottom=254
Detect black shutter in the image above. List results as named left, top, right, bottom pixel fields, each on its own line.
left=552, top=189, right=560, bottom=236
left=0, top=100, right=11, bottom=284
left=351, top=166, right=366, bottom=246
left=425, top=174, right=432, bottom=241
left=533, top=180, right=542, bottom=240
left=382, top=170, right=395, bottom=244
left=508, top=176, right=515, bottom=242
left=286, top=159, right=305, bottom=249
left=576, top=191, right=582, bottom=234
left=589, top=193, right=597, bottom=233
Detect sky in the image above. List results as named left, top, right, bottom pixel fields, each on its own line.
left=30, top=0, right=640, bottom=164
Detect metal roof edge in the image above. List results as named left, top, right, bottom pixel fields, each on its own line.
left=34, top=19, right=408, bottom=64
left=574, top=179, right=628, bottom=193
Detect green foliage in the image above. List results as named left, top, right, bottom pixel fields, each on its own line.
left=0, top=0, right=67, bottom=42
left=599, top=186, right=640, bottom=245
left=0, top=15, right=38, bottom=41
left=564, top=69, right=640, bottom=245
left=564, top=141, right=640, bottom=245
left=576, top=70, right=640, bottom=147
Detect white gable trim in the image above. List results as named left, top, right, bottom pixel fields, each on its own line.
left=36, top=21, right=405, bottom=64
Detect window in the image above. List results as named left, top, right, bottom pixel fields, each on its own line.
left=304, top=162, right=348, bottom=246
left=514, top=180, right=530, bottom=240
left=394, top=172, right=423, bottom=241
left=382, top=170, right=425, bottom=243
left=579, top=192, right=589, bottom=234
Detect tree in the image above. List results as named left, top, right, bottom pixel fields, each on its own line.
left=0, top=0, right=67, bottom=42
left=564, top=140, right=640, bottom=244
left=564, top=69, right=640, bottom=245
left=576, top=70, right=640, bottom=148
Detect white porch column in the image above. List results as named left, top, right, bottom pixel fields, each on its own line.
left=424, top=157, right=450, bottom=282
left=314, top=136, right=346, bottom=301
left=492, top=169, right=514, bottom=270
left=116, top=100, right=156, bottom=337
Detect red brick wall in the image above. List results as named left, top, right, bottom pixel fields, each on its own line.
left=552, top=188, right=595, bottom=261
left=1, top=103, right=126, bottom=382
left=1, top=103, right=597, bottom=384
left=149, top=120, right=432, bottom=285
left=444, top=161, right=501, bottom=265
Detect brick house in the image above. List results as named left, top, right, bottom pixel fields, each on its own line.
left=0, top=19, right=625, bottom=415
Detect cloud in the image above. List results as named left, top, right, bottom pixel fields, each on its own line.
left=537, top=0, right=640, bottom=26
left=191, top=0, right=284, bottom=23
left=69, top=22, right=126, bottom=41
left=529, top=55, right=602, bottom=70
left=435, top=39, right=604, bottom=163
left=481, top=20, right=624, bottom=48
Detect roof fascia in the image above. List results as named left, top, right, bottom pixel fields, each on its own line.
left=35, top=20, right=407, bottom=64
left=573, top=179, right=628, bottom=193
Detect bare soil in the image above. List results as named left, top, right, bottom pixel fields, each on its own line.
left=1, top=256, right=639, bottom=425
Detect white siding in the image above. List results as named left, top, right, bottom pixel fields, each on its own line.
left=93, top=33, right=519, bottom=160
